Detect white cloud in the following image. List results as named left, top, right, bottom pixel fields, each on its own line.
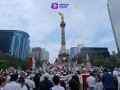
left=98, top=34, right=114, bottom=45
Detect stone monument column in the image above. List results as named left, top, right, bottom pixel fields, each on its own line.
left=57, top=12, right=70, bottom=64
left=60, top=21, right=66, bottom=51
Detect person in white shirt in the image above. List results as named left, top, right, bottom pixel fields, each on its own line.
left=86, top=73, right=95, bottom=90
left=94, top=75, right=104, bottom=90
left=18, top=77, right=27, bottom=90
left=117, top=74, right=120, bottom=90
left=51, top=76, right=65, bottom=90
left=4, top=74, right=21, bottom=90
left=27, top=76, right=35, bottom=90
left=0, top=76, right=7, bottom=90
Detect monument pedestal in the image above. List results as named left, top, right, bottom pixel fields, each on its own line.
left=42, top=60, right=47, bottom=67
left=58, top=53, right=70, bottom=64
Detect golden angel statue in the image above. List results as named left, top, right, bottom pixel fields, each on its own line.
left=58, top=12, right=64, bottom=21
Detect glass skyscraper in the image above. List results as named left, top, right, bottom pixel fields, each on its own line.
left=70, top=47, right=79, bottom=59
left=0, top=30, right=30, bottom=59
left=107, top=0, right=120, bottom=53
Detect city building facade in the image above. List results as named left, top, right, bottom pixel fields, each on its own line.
left=80, top=47, right=110, bottom=62
left=41, top=48, right=46, bottom=60
left=46, top=51, right=49, bottom=62
left=70, top=47, right=79, bottom=59
left=0, top=30, right=30, bottom=59
left=107, top=0, right=120, bottom=53
left=32, top=47, right=49, bottom=62
left=32, top=47, right=42, bottom=61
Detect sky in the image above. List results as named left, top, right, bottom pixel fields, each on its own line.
left=0, top=0, right=117, bottom=63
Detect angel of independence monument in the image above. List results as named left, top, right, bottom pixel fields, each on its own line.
left=57, top=12, right=70, bottom=64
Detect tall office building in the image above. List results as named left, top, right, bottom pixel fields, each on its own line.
left=32, top=47, right=49, bottom=61
left=70, top=47, right=79, bottom=59
left=46, top=51, right=49, bottom=62
left=107, top=0, right=120, bottom=53
left=0, top=30, right=30, bottom=59
left=77, top=43, right=85, bottom=52
left=32, top=47, right=42, bottom=60
left=80, top=47, right=110, bottom=63
left=42, top=48, right=46, bottom=60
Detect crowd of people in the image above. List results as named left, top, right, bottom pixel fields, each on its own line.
left=0, top=64, right=120, bottom=90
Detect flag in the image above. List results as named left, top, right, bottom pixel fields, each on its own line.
left=29, top=57, right=33, bottom=68
left=29, top=52, right=38, bottom=69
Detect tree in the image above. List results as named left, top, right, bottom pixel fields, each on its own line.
left=36, top=60, right=43, bottom=67
left=0, top=64, right=7, bottom=70
left=72, top=53, right=83, bottom=64
left=0, top=60, right=9, bottom=69
left=19, top=60, right=29, bottom=70
left=0, top=53, right=29, bottom=70
left=103, top=58, right=114, bottom=69
left=92, top=58, right=103, bottom=67
left=92, top=54, right=119, bottom=69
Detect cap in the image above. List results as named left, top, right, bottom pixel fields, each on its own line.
left=43, top=73, right=49, bottom=78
